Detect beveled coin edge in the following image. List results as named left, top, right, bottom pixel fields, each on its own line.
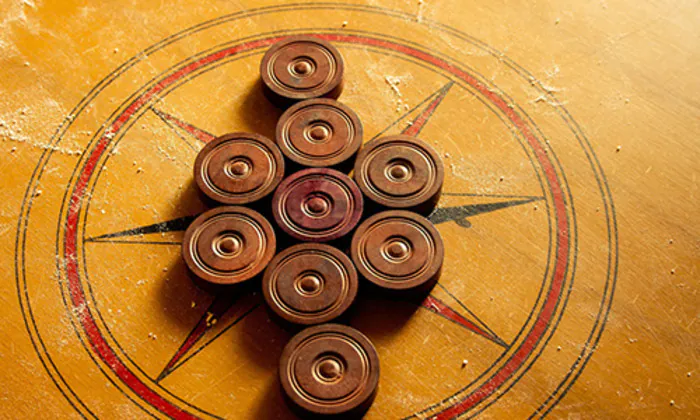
left=260, top=35, right=345, bottom=100
left=276, top=98, right=363, bottom=167
left=350, top=210, right=444, bottom=291
left=279, top=324, right=379, bottom=415
left=182, top=206, right=277, bottom=284
left=262, top=243, right=359, bottom=325
left=354, top=135, right=444, bottom=209
left=194, top=132, right=285, bottom=205
left=272, top=168, right=364, bottom=242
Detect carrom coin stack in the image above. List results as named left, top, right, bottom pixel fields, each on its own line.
left=180, top=35, right=445, bottom=418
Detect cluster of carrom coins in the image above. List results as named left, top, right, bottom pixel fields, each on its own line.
left=182, top=35, right=445, bottom=418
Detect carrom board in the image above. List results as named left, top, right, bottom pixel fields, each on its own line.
left=1, top=0, right=698, bottom=418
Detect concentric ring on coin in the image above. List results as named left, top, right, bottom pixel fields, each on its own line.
left=193, top=132, right=285, bottom=205
left=272, top=168, right=363, bottom=242
left=354, top=135, right=444, bottom=213
left=182, top=206, right=276, bottom=285
left=276, top=99, right=362, bottom=169
left=260, top=35, right=344, bottom=105
left=262, top=243, right=358, bottom=325
left=351, top=210, right=443, bottom=293
left=280, top=324, right=379, bottom=417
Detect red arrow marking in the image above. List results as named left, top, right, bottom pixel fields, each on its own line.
left=156, top=293, right=259, bottom=382
left=152, top=108, right=216, bottom=143
left=371, top=82, right=454, bottom=141
left=402, top=82, right=453, bottom=137
left=421, top=295, right=507, bottom=347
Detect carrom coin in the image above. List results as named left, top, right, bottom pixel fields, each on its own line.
left=276, top=98, right=362, bottom=170
left=182, top=206, right=276, bottom=285
left=351, top=210, right=444, bottom=294
left=279, top=324, right=379, bottom=417
left=260, top=35, right=344, bottom=106
left=193, top=132, right=285, bottom=205
left=272, top=168, right=363, bottom=242
left=354, top=135, right=444, bottom=214
left=262, top=243, right=358, bottom=325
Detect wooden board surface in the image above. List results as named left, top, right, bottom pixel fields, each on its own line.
left=1, top=0, right=698, bottom=418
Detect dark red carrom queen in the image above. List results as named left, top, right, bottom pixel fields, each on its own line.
left=271, top=168, right=364, bottom=243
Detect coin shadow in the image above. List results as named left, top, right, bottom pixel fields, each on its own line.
left=348, top=292, right=422, bottom=338
left=236, top=297, right=292, bottom=369
left=175, top=176, right=210, bottom=216
left=153, top=174, right=208, bottom=331
left=156, top=258, right=258, bottom=332
left=156, top=256, right=217, bottom=331
left=235, top=79, right=284, bottom=141
left=252, top=376, right=301, bottom=420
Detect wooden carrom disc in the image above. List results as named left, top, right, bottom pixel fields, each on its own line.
left=262, top=243, right=358, bottom=325
left=353, top=135, right=444, bottom=214
left=280, top=324, right=379, bottom=418
left=276, top=98, right=363, bottom=170
left=351, top=210, right=443, bottom=294
left=272, top=168, right=363, bottom=242
left=193, top=132, right=284, bottom=205
left=182, top=206, right=276, bottom=285
left=260, top=35, right=344, bottom=106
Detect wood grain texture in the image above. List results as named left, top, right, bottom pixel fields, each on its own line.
left=0, top=0, right=697, bottom=418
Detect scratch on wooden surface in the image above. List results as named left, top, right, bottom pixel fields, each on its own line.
left=526, top=64, right=569, bottom=107
left=416, top=0, right=425, bottom=23
left=384, top=74, right=413, bottom=113
left=0, top=107, right=83, bottom=156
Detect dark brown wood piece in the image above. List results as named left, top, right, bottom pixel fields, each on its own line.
left=279, top=324, right=379, bottom=418
left=262, top=243, right=358, bottom=326
left=272, top=168, right=363, bottom=242
left=350, top=210, right=444, bottom=294
left=276, top=98, right=362, bottom=170
left=193, top=132, right=285, bottom=205
left=260, top=35, right=344, bottom=107
left=353, top=135, right=444, bottom=214
left=182, top=206, right=276, bottom=285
